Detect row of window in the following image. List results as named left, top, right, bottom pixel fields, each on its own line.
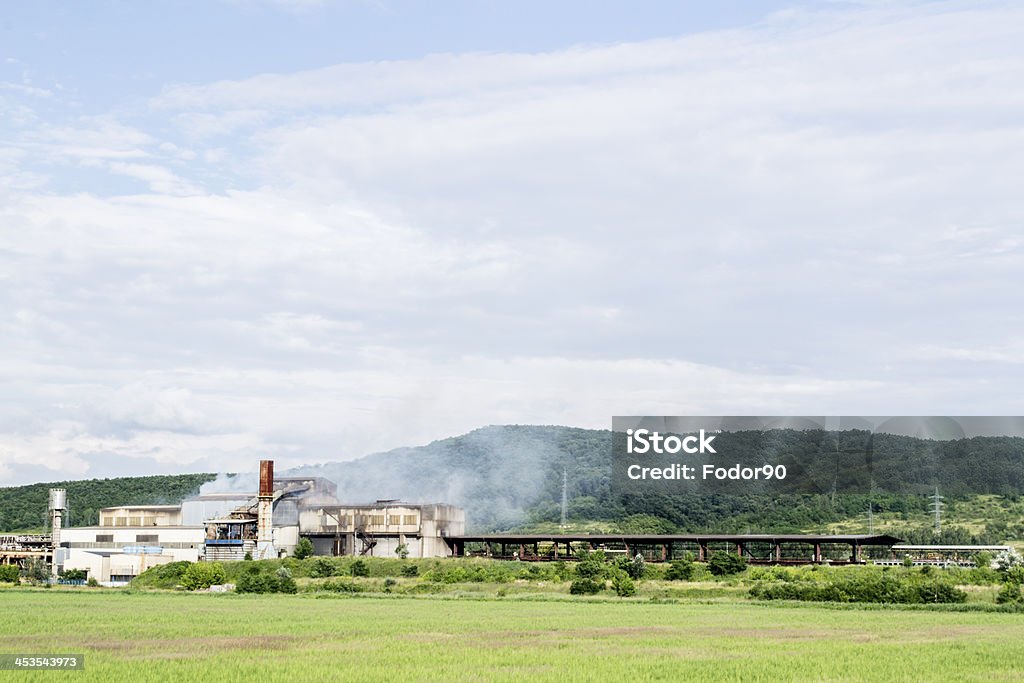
left=95, top=534, right=159, bottom=543
left=100, top=517, right=163, bottom=527
left=364, top=515, right=418, bottom=526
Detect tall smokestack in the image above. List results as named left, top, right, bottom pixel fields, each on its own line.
left=256, top=460, right=275, bottom=559
left=48, top=488, right=67, bottom=578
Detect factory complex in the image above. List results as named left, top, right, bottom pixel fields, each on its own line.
left=24, top=460, right=465, bottom=584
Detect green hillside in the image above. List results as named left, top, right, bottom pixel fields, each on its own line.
left=294, top=425, right=1024, bottom=540
left=0, top=474, right=217, bottom=532
left=4, top=425, right=1024, bottom=542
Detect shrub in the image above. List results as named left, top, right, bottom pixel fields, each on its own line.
left=974, top=551, right=994, bottom=569
left=181, top=562, right=226, bottom=591
left=401, top=564, right=419, bottom=578
left=61, top=569, right=88, bottom=582
left=619, top=554, right=646, bottom=580
left=575, top=550, right=608, bottom=580
left=569, top=578, right=604, bottom=595
left=86, top=577, right=99, bottom=588
left=395, top=544, right=409, bottom=560
left=665, top=559, right=696, bottom=581
left=350, top=559, right=370, bottom=577
left=235, top=564, right=295, bottom=594
left=313, top=579, right=364, bottom=593
left=996, top=582, right=1023, bottom=605
left=310, top=558, right=336, bottom=578
left=708, top=551, right=747, bottom=576
left=612, top=572, right=636, bottom=597
left=749, top=570, right=967, bottom=604
left=293, top=538, right=314, bottom=560
left=0, top=565, right=20, bottom=583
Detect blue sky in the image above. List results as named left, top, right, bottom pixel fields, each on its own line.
left=2, top=1, right=1023, bottom=485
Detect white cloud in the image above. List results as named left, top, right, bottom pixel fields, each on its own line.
left=3, top=1, right=1024, bottom=485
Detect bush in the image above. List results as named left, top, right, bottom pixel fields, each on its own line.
left=310, top=558, right=336, bottom=578
left=350, top=559, right=370, bottom=577
left=401, top=564, right=419, bottom=578
left=276, top=568, right=298, bottom=594
left=575, top=550, right=608, bottom=580
left=665, top=559, right=696, bottom=581
left=749, top=570, right=967, bottom=604
left=293, top=538, right=314, bottom=560
left=996, top=582, right=1022, bottom=605
left=181, top=562, right=226, bottom=591
left=313, top=579, right=364, bottom=593
left=618, top=554, right=646, bottom=580
left=569, top=578, right=604, bottom=595
left=235, top=565, right=296, bottom=594
left=395, top=544, right=409, bottom=560
left=612, top=572, right=636, bottom=597
left=87, top=577, right=99, bottom=588
left=708, top=551, right=747, bottom=576
left=0, top=565, right=20, bottom=583
left=61, top=569, right=88, bottom=582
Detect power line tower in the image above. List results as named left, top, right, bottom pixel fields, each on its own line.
left=930, top=486, right=944, bottom=535
left=560, top=468, right=568, bottom=528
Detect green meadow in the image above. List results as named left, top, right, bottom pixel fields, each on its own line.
left=2, top=589, right=1023, bottom=682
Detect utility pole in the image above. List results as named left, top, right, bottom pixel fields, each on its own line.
left=867, top=503, right=874, bottom=534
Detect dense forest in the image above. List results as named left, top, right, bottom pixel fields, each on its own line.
left=4, top=425, right=1024, bottom=540
left=0, top=474, right=216, bottom=531
left=294, top=425, right=1024, bottom=539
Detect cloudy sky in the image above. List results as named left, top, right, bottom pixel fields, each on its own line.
left=2, top=0, right=1022, bottom=486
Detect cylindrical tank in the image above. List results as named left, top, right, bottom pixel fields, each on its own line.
left=48, top=488, right=67, bottom=511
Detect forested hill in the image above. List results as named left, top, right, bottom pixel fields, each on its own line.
left=293, top=425, right=1024, bottom=536
left=5, top=425, right=1024, bottom=538
left=0, top=474, right=216, bottom=532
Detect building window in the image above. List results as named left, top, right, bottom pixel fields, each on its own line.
left=136, top=534, right=158, bottom=543
left=95, top=534, right=113, bottom=543
left=403, top=515, right=418, bottom=526
left=388, top=516, right=402, bottom=526
left=369, top=515, right=385, bottom=526
left=115, top=518, right=127, bottom=527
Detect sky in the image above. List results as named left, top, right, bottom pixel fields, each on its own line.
left=2, top=0, right=1023, bottom=486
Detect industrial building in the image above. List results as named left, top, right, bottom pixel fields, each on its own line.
left=45, top=459, right=465, bottom=584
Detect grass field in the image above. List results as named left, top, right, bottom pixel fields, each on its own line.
left=2, top=590, right=1023, bottom=682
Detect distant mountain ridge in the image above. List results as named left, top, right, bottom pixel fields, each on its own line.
left=5, top=425, right=1024, bottom=539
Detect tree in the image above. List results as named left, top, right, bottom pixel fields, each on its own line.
left=665, top=555, right=696, bottom=581
left=293, top=537, right=314, bottom=560
left=0, top=565, right=19, bottom=583
left=708, top=551, right=747, bottom=576
left=395, top=543, right=409, bottom=560
left=612, top=571, right=636, bottom=597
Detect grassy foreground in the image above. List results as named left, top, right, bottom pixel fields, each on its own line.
left=1, top=590, right=1023, bottom=682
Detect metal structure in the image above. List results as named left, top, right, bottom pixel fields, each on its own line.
left=48, top=488, right=67, bottom=577
left=448, top=533, right=903, bottom=564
